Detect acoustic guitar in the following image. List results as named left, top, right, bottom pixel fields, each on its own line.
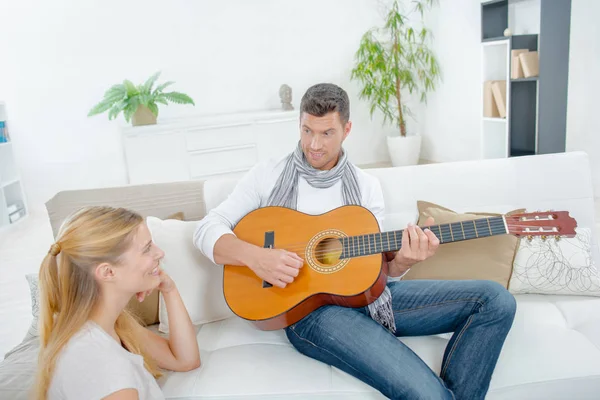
left=223, top=205, right=577, bottom=331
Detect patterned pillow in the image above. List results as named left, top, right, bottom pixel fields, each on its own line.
left=24, top=274, right=40, bottom=338
left=508, top=227, right=600, bottom=296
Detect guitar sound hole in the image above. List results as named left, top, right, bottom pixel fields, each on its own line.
left=314, top=238, right=342, bottom=266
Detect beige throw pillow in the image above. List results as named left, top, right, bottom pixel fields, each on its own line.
left=401, top=201, right=522, bottom=288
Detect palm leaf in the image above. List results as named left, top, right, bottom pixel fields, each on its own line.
left=123, top=97, right=140, bottom=123
left=147, top=102, right=159, bottom=116
left=153, top=81, right=174, bottom=94
left=103, top=84, right=127, bottom=100
left=154, top=96, right=169, bottom=106
left=87, top=100, right=114, bottom=116
left=123, top=80, right=139, bottom=97
left=162, top=92, right=195, bottom=105
left=108, top=105, right=122, bottom=120
left=141, top=71, right=161, bottom=94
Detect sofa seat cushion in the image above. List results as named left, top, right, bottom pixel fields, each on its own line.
left=157, top=294, right=600, bottom=399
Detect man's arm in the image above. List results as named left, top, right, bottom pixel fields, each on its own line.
left=193, top=163, right=264, bottom=265
left=364, top=174, right=441, bottom=278
left=193, top=162, right=303, bottom=288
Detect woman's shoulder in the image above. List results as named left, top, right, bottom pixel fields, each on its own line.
left=49, top=322, right=144, bottom=398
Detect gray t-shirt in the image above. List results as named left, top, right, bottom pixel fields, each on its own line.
left=48, top=321, right=164, bottom=400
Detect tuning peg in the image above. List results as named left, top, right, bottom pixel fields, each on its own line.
left=555, top=236, right=561, bottom=241
left=527, top=235, right=533, bottom=241
left=541, top=235, right=548, bottom=241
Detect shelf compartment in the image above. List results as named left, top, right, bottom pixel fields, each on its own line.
left=509, top=80, right=537, bottom=157
left=0, top=144, right=18, bottom=185
left=481, top=0, right=508, bottom=41
left=482, top=120, right=508, bottom=160
left=3, top=180, right=26, bottom=217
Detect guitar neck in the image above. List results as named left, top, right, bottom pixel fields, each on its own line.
left=339, top=216, right=508, bottom=259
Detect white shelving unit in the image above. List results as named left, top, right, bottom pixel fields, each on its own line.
left=481, top=38, right=511, bottom=159
left=480, top=0, right=572, bottom=159
left=0, top=102, right=27, bottom=229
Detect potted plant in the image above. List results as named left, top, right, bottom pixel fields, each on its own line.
left=351, top=0, right=441, bottom=166
left=88, top=71, right=195, bottom=126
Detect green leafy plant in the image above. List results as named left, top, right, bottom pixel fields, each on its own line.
left=351, top=0, right=441, bottom=137
left=87, top=71, right=195, bottom=123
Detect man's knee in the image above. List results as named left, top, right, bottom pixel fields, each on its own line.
left=479, top=280, right=517, bottom=321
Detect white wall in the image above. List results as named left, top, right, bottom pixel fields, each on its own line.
left=417, top=0, right=482, bottom=162
left=566, top=0, right=600, bottom=197
left=0, top=0, right=394, bottom=207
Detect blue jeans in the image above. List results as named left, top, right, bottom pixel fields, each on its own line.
left=285, top=280, right=516, bottom=400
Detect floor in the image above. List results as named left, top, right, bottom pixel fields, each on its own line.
left=1, top=199, right=600, bottom=360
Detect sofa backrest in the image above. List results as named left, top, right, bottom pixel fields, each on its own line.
left=45, top=180, right=206, bottom=238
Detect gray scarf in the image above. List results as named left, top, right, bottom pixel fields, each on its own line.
left=267, top=141, right=396, bottom=334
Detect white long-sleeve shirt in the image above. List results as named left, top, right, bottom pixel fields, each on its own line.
left=193, top=154, right=386, bottom=264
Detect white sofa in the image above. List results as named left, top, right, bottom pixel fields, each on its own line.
left=3, top=151, right=600, bottom=399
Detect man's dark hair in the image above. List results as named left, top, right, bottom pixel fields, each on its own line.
left=300, top=83, right=350, bottom=124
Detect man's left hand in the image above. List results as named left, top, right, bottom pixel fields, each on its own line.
left=389, top=217, right=440, bottom=277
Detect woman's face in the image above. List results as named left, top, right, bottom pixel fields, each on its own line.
left=115, top=222, right=164, bottom=294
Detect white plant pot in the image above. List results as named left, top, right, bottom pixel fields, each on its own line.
left=386, top=135, right=422, bottom=167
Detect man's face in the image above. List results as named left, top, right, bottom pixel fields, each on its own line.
left=300, top=111, right=351, bottom=170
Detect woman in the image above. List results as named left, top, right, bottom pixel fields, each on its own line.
left=35, top=206, right=201, bottom=400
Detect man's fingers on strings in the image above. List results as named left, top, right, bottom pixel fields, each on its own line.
left=288, top=251, right=304, bottom=263
left=285, top=254, right=304, bottom=268
left=279, top=265, right=299, bottom=278
left=408, top=223, right=419, bottom=248
left=417, top=226, right=429, bottom=254
left=272, top=279, right=287, bottom=289
left=424, top=228, right=440, bottom=247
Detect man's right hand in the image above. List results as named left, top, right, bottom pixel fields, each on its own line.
left=248, top=248, right=304, bottom=288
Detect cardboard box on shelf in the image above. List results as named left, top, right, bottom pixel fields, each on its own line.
left=519, top=51, right=539, bottom=78
left=492, top=80, right=507, bottom=118
left=511, top=49, right=529, bottom=79
left=484, top=80, right=501, bottom=118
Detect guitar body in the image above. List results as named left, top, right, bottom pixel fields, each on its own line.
left=223, top=205, right=388, bottom=331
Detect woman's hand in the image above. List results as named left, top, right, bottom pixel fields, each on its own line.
left=136, top=268, right=176, bottom=302
left=156, top=268, right=176, bottom=293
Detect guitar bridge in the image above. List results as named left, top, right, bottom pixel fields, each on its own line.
left=262, top=231, right=274, bottom=288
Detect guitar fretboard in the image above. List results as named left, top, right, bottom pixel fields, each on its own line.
left=339, top=216, right=507, bottom=259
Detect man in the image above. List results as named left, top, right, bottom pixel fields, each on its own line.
left=193, top=83, right=516, bottom=400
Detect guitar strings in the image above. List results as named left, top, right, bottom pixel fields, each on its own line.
left=260, top=218, right=514, bottom=252
left=269, top=222, right=558, bottom=256
left=275, top=224, right=561, bottom=255
left=256, top=215, right=551, bottom=252
left=269, top=218, right=553, bottom=251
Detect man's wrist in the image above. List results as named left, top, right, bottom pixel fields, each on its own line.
left=388, top=259, right=411, bottom=278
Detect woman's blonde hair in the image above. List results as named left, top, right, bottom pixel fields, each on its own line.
left=35, top=206, right=161, bottom=400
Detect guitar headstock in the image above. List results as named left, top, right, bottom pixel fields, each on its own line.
left=506, top=211, right=578, bottom=240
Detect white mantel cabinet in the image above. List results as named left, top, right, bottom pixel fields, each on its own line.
left=121, top=110, right=300, bottom=185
